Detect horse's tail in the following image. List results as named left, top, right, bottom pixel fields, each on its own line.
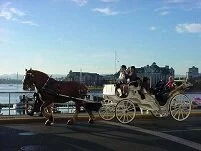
left=80, top=83, right=89, bottom=95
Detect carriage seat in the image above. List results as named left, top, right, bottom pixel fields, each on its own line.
left=103, top=84, right=116, bottom=96
left=116, top=81, right=141, bottom=98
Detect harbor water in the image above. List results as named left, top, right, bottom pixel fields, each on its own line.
left=0, top=84, right=102, bottom=115
left=0, top=84, right=201, bottom=115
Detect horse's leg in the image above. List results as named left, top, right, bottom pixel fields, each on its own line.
left=41, top=102, right=53, bottom=126
left=67, top=102, right=80, bottom=125
left=46, top=103, right=54, bottom=125
left=140, top=107, right=144, bottom=114
left=85, top=107, right=94, bottom=124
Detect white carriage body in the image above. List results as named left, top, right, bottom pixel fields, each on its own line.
left=103, top=84, right=160, bottom=111
left=103, top=84, right=116, bottom=96
left=99, top=82, right=193, bottom=123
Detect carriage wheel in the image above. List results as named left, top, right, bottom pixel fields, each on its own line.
left=99, top=100, right=116, bottom=121
left=170, top=94, right=192, bottom=121
left=115, top=99, right=136, bottom=124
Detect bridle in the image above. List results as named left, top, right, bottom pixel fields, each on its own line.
left=23, top=71, right=35, bottom=90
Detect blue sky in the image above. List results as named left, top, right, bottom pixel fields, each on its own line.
left=0, top=0, right=201, bottom=75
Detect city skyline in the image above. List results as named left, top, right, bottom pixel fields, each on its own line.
left=0, top=0, right=201, bottom=75
left=0, top=63, right=199, bottom=78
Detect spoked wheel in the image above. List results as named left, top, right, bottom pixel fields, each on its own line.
left=115, top=99, right=136, bottom=124
left=170, top=94, right=192, bottom=121
left=99, top=100, right=116, bottom=121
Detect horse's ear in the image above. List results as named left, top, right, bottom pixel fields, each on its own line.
left=30, top=68, right=32, bottom=71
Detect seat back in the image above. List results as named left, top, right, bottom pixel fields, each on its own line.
left=103, top=84, right=116, bottom=96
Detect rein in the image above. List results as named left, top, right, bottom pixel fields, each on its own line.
left=40, top=75, right=60, bottom=96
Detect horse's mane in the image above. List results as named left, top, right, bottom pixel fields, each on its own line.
left=32, top=70, right=49, bottom=77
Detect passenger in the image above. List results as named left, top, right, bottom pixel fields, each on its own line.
left=165, top=76, right=175, bottom=91
left=116, top=65, right=128, bottom=97
left=117, top=65, right=128, bottom=83
left=127, top=66, right=138, bottom=83
left=142, top=77, right=150, bottom=92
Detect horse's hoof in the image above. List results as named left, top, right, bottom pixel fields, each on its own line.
left=45, top=120, right=54, bottom=126
left=27, top=112, right=34, bottom=116
left=67, top=120, right=73, bottom=125
left=39, top=113, right=43, bottom=117
left=88, top=119, right=94, bottom=124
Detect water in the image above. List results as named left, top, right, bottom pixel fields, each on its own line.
left=0, top=84, right=201, bottom=115
left=0, top=84, right=102, bottom=115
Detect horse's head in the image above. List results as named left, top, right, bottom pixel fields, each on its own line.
left=23, top=68, right=35, bottom=91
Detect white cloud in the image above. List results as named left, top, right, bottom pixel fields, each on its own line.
left=100, top=0, right=117, bottom=2
left=0, top=2, right=26, bottom=20
left=154, top=6, right=170, bottom=12
left=176, top=23, right=201, bottom=33
left=160, top=11, right=170, bottom=15
left=0, top=2, right=38, bottom=27
left=71, top=0, right=87, bottom=6
left=92, top=7, right=120, bottom=16
left=20, top=21, right=39, bottom=27
left=154, top=6, right=170, bottom=16
left=149, top=26, right=157, bottom=31
left=9, top=7, right=25, bottom=16
left=165, top=0, right=186, bottom=3
left=0, top=10, right=12, bottom=20
left=54, top=0, right=87, bottom=6
left=163, top=0, right=201, bottom=10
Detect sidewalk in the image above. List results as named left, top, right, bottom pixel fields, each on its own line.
left=1, top=110, right=201, bottom=125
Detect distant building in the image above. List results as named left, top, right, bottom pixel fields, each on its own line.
left=102, top=74, right=115, bottom=84
left=136, top=62, right=174, bottom=87
left=66, top=70, right=103, bottom=86
left=187, top=66, right=200, bottom=79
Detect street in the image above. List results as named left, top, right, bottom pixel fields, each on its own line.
left=0, top=116, right=201, bottom=151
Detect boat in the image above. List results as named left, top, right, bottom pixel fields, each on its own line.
left=192, top=97, right=201, bottom=109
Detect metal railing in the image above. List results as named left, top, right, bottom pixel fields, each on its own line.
left=0, top=91, right=77, bottom=116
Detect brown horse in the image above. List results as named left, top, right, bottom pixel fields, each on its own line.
left=23, top=68, right=95, bottom=126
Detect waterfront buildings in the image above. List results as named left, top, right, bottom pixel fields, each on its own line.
left=66, top=70, right=104, bottom=86
left=135, top=62, right=174, bottom=87
left=66, top=62, right=174, bottom=87
left=187, top=66, right=201, bottom=79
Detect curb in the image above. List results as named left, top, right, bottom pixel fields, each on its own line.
left=1, top=112, right=201, bottom=125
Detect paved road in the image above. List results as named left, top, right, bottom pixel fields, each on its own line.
left=0, top=117, right=201, bottom=151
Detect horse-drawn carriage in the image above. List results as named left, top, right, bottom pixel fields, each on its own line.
left=99, top=80, right=193, bottom=124
left=23, top=68, right=193, bottom=126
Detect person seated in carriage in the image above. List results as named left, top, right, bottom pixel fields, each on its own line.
left=154, top=76, right=176, bottom=105
left=116, top=65, right=146, bottom=99
left=164, top=76, right=175, bottom=91
left=117, top=65, right=128, bottom=83
left=142, top=77, right=151, bottom=92
left=116, top=65, right=128, bottom=97
left=126, top=66, right=145, bottom=99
